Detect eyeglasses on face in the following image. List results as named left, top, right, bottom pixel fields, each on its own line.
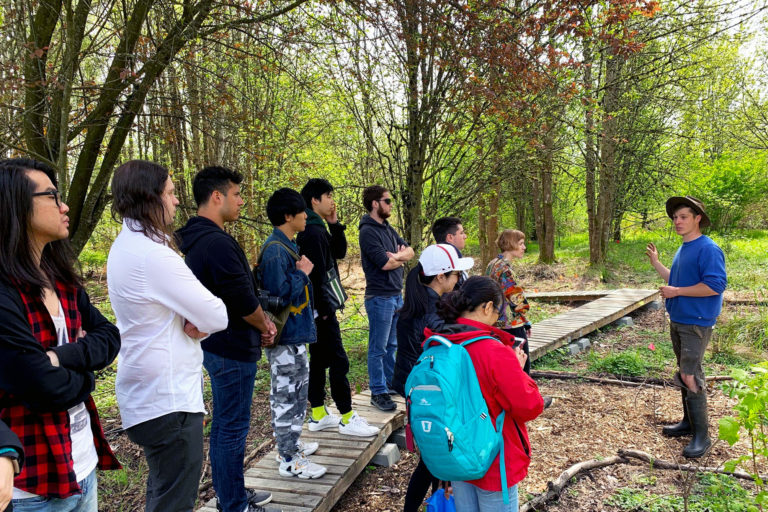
left=495, top=301, right=505, bottom=315
left=32, top=190, right=62, bottom=208
left=378, top=197, right=392, bottom=205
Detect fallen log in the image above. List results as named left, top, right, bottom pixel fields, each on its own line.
left=520, top=455, right=627, bottom=511
left=531, top=370, right=732, bottom=387
left=619, top=449, right=767, bottom=482
left=521, top=448, right=765, bottom=511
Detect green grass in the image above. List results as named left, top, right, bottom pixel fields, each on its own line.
left=605, top=473, right=758, bottom=512
left=522, top=228, right=768, bottom=292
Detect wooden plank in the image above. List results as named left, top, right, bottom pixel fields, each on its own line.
left=527, top=288, right=659, bottom=362
left=243, top=476, right=334, bottom=496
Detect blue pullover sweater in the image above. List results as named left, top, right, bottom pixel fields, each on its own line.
left=666, top=235, right=726, bottom=327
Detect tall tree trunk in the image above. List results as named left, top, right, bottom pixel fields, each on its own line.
left=584, top=36, right=601, bottom=265
left=538, top=123, right=556, bottom=263
left=594, top=49, right=624, bottom=265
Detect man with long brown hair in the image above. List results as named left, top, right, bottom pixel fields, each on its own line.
left=107, top=160, right=228, bottom=511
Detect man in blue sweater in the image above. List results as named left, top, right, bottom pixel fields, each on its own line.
left=646, top=196, right=726, bottom=459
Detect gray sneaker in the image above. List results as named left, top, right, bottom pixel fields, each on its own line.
left=216, top=490, right=277, bottom=511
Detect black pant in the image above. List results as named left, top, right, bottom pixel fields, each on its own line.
left=505, top=326, right=531, bottom=375
left=308, top=313, right=352, bottom=414
left=404, top=458, right=439, bottom=512
left=126, top=411, right=204, bottom=512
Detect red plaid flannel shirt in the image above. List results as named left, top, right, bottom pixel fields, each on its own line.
left=0, top=281, right=120, bottom=498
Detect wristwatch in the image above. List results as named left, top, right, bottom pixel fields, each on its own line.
left=0, top=448, right=21, bottom=474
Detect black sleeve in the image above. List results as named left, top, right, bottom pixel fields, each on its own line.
left=359, top=227, right=390, bottom=269
left=0, top=419, right=23, bottom=470
left=0, top=287, right=95, bottom=412
left=328, top=222, right=347, bottom=260
left=204, top=238, right=260, bottom=317
left=298, top=229, right=331, bottom=317
left=50, top=288, right=121, bottom=372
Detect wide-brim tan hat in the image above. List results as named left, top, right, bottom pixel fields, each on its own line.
left=665, top=196, right=711, bottom=228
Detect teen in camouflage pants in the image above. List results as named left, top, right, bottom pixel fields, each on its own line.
left=266, top=345, right=309, bottom=457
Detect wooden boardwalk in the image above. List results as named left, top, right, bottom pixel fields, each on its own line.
left=527, top=288, right=659, bottom=360
left=199, top=288, right=658, bottom=512
left=526, top=290, right=612, bottom=302
left=198, top=390, right=405, bottom=512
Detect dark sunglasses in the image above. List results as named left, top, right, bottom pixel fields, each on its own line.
left=378, top=197, right=393, bottom=205
left=32, top=190, right=62, bottom=208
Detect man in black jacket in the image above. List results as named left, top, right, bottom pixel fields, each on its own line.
left=297, top=179, right=379, bottom=437
left=1, top=419, right=23, bottom=511
left=175, top=167, right=279, bottom=512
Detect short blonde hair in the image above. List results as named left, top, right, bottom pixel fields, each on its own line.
left=496, top=229, right=525, bottom=252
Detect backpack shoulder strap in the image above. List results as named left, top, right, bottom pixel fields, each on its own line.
left=258, top=240, right=300, bottom=264
left=459, top=335, right=502, bottom=348
left=420, top=334, right=453, bottom=350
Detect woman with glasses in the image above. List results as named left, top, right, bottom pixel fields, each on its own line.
left=423, top=276, right=543, bottom=511
left=392, top=244, right=473, bottom=512
left=0, top=158, right=121, bottom=511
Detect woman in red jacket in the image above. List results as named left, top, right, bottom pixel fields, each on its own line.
left=424, top=276, right=543, bottom=511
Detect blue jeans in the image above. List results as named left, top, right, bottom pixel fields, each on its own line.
left=452, top=481, right=518, bottom=512
left=204, top=351, right=259, bottom=512
left=365, top=295, right=402, bottom=395
left=12, top=469, right=97, bottom=512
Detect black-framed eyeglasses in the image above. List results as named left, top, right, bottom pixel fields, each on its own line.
left=32, top=190, right=62, bottom=208
left=495, top=301, right=505, bottom=315
left=379, top=198, right=392, bottom=205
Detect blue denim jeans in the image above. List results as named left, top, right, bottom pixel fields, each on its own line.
left=203, top=351, right=259, bottom=512
left=12, top=469, right=97, bottom=512
left=452, top=481, right=518, bottom=512
left=365, top=294, right=402, bottom=395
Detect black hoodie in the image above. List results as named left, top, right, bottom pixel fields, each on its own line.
left=358, top=214, right=408, bottom=296
left=175, top=216, right=261, bottom=362
left=296, top=208, right=347, bottom=318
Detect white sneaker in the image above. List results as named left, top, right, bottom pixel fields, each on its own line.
left=275, top=440, right=318, bottom=462
left=339, top=412, right=380, bottom=437
left=308, top=411, right=340, bottom=431
left=278, top=454, right=327, bottom=479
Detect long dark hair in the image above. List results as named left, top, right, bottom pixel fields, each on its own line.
left=400, top=263, right=438, bottom=320
left=0, top=158, right=81, bottom=295
left=437, top=276, right=503, bottom=324
left=111, top=160, right=173, bottom=245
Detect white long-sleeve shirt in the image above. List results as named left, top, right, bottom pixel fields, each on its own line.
left=107, top=220, right=228, bottom=429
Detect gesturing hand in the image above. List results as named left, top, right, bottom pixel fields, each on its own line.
left=514, top=345, right=528, bottom=369
left=645, top=242, right=659, bottom=265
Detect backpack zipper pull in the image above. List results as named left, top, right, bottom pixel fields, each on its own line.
left=445, top=427, right=454, bottom=452
left=429, top=355, right=434, bottom=369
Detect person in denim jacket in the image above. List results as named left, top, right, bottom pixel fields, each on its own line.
left=259, top=188, right=325, bottom=480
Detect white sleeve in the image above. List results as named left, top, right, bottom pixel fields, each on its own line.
left=145, top=248, right=229, bottom=334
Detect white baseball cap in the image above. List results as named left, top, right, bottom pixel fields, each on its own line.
left=419, top=244, right=474, bottom=277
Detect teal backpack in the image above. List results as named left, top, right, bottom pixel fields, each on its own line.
left=405, top=334, right=510, bottom=504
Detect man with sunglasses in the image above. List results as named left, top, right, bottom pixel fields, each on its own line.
left=359, top=185, right=414, bottom=411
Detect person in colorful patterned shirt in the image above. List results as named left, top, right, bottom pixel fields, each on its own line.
left=485, top=229, right=552, bottom=409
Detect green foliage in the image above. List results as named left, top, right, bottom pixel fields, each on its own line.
left=586, top=343, right=670, bottom=377
left=712, top=305, right=768, bottom=353
left=606, top=473, right=758, bottom=511
left=79, top=248, right=107, bottom=270
left=531, top=347, right=572, bottom=371
left=718, top=362, right=768, bottom=507
left=686, top=154, right=768, bottom=232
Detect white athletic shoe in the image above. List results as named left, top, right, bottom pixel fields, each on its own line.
left=275, top=440, right=318, bottom=462
left=278, top=454, right=327, bottom=479
left=308, top=412, right=341, bottom=432
left=339, top=412, right=380, bottom=437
